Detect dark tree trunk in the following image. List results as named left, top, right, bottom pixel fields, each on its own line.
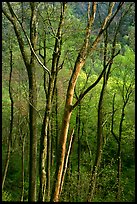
left=77, top=104, right=81, bottom=201
left=87, top=24, right=120, bottom=201
left=87, top=74, right=106, bottom=202
left=116, top=142, right=121, bottom=201
left=21, top=134, right=25, bottom=201
left=28, top=70, right=37, bottom=201
left=46, top=122, right=51, bottom=201
left=111, top=96, right=125, bottom=201
left=51, top=113, right=54, bottom=167
left=2, top=2, right=38, bottom=200
left=28, top=3, right=38, bottom=201
left=55, top=87, right=59, bottom=163
left=116, top=106, right=125, bottom=201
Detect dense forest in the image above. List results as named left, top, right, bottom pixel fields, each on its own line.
left=2, top=2, right=135, bottom=202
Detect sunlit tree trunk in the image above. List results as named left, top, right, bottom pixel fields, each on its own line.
left=39, top=3, right=66, bottom=201
left=51, top=3, right=124, bottom=201
left=51, top=58, right=85, bottom=202
left=51, top=4, right=97, bottom=201
left=59, top=129, right=74, bottom=197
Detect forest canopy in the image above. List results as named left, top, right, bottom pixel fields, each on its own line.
left=2, top=2, right=135, bottom=202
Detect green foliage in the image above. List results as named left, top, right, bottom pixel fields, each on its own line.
left=60, top=169, right=90, bottom=202
left=121, top=165, right=135, bottom=201
left=2, top=190, right=12, bottom=201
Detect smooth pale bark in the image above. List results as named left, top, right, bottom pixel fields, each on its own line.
left=39, top=75, right=55, bottom=201
left=51, top=3, right=124, bottom=202
left=51, top=10, right=95, bottom=201
left=39, top=3, right=66, bottom=201
left=59, top=129, right=74, bottom=197
left=51, top=58, right=86, bottom=202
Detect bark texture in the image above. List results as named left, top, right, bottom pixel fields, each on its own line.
left=2, top=3, right=38, bottom=201
left=28, top=3, right=38, bottom=201
left=51, top=3, right=97, bottom=202
left=39, top=3, right=66, bottom=201
left=51, top=2, right=122, bottom=201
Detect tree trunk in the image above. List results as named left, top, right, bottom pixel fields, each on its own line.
left=51, top=58, right=85, bottom=202
left=55, top=87, right=59, bottom=163
left=116, top=142, right=121, bottom=201
left=77, top=104, right=81, bottom=201
left=28, top=64, right=37, bottom=202
left=111, top=98, right=127, bottom=201
left=116, top=106, right=124, bottom=201
left=59, top=129, right=74, bottom=197
left=2, top=2, right=38, bottom=201
left=21, top=135, right=25, bottom=201
left=38, top=72, right=59, bottom=202
left=87, top=20, right=122, bottom=200
left=87, top=73, right=106, bottom=202
left=39, top=3, right=66, bottom=201
left=51, top=4, right=99, bottom=201
left=68, top=160, right=71, bottom=202
left=51, top=113, right=54, bottom=167
left=46, top=122, right=51, bottom=201
left=28, top=3, right=38, bottom=201
left=51, top=2, right=123, bottom=198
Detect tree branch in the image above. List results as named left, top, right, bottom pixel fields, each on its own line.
left=88, top=2, right=115, bottom=54
left=88, top=2, right=124, bottom=54
left=72, top=50, right=120, bottom=110
left=19, top=20, right=51, bottom=77
left=2, top=5, right=30, bottom=69
left=4, top=2, right=51, bottom=77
